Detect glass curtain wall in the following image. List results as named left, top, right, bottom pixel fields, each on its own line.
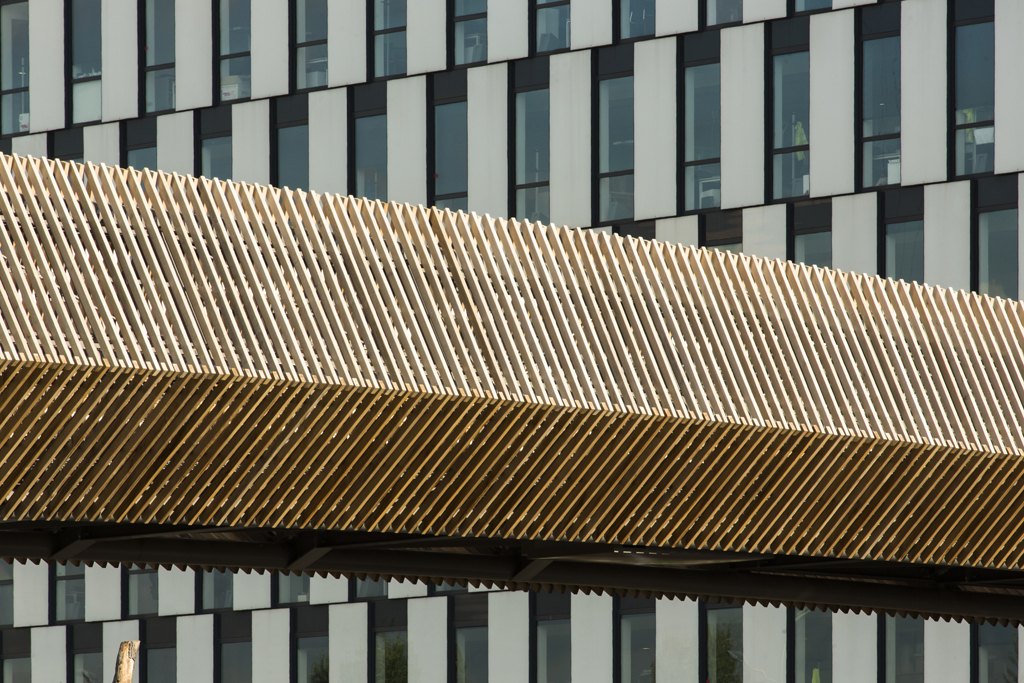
left=71, top=0, right=102, bottom=123
left=597, top=45, right=634, bottom=224
left=145, top=0, right=175, bottom=113
left=203, top=569, right=234, bottom=610
left=70, top=624, right=102, bottom=683
left=620, top=0, right=654, bottom=40
left=953, top=1, right=994, bottom=177
left=771, top=18, right=810, bottom=200
left=219, top=0, right=251, bottom=102
left=861, top=4, right=900, bottom=187
left=975, top=175, right=1018, bottom=299
left=794, top=609, right=832, bottom=683
left=143, top=617, right=176, bottom=683
left=55, top=563, right=86, bottom=622
left=352, top=82, right=387, bottom=201
left=275, top=95, right=309, bottom=191
left=454, top=0, right=487, bottom=66
left=514, top=57, right=550, bottom=224
left=619, top=596, right=655, bottom=683
left=356, top=578, right=389, bottom=599
left=374, top=0, right=407, bottom=78
left=705, top=606, right=743, bottom=683
left=976, top=623, right=1018, bottom=683
left=882, top=187, right=924, bottom=284
left=279, top=572, right=311, bottom=605
left=536, top=0, right=570, bottom=53
left=375, top=600, right=408, bottom=683
left=219, top=612, right=253, bottom=683
left=296, top=0, right=327, bottom=89
left=885, top=615, right=924, bottom=683
left=198, top=106, right=232, bottom=180
left=682, top=31, right=721, bottom=212
left=535, top=592, right=571, bottom=683
left=791, top=198, right=831, bottom=267
left=0, top=561, right=11, bottom=627
left=453, top=594, right=488, bottom=683
left=432, top=72, right=468, bottom=211
left=127, top=565, right=159, bottom=617
left=707, top=0, right=741, bottom=27
left=0, top=2, right=28, bottom=136
left=295, top=607, right=328, bottom=683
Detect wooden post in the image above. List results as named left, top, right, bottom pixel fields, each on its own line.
left=111, top=640, right=140, bottom=683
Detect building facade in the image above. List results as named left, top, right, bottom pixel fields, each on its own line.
left=0, top=0, right=1022, bottom=682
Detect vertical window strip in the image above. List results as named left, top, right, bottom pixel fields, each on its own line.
left=681, top=30, right=721, bottom=213
left=295, top=0, right=328, bottom=90
left=952, top=1, right=995, bottom=178
left=219, top=0, right=251, bottom=102
left=512, top=57, right=550, bottom=224
left=770, top=17, right=810, bottom=201
left=144, top=0, right=175, bottom=113
left=373, top=0, right=407, bottom=78
left=0, top=2, right=29, bottom=136
left=595, top=45, right=634, bottom=225
left=70, top=0, right=102, bottom=124
left=534, top=0, right=570, bottom=54
left=972, top=174, right=1018, bottom=299
left=858, top=3, right=901, bottom=190
left=453, top=0, right=487, bottom=66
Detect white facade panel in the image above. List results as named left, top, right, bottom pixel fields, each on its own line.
left=331, top=0, right=367, bottom=86
left=742, top=204, right=788, bottom=261
left=995, top=0, right=1024, bottom=173
left=489, top=591, right=529, bottom=683
left=901, top=0, right=947, bottom=185
left=331, top=602, right=369, bottom=683
left=657, top=0, right=699, bottom=36
left=250, top=0, right=289, bottom=99
left=924, top=619, right=970, bottom=683
left=721, top=24, right=765, bottom=209
left=571, top=593, right=613, bottom=683
left=103, top=621, right=140, bottom=683
left=12, top=134, right=47, bottom=158
left=810, top=10, right=855, bottom=197
left=468, top=63, right=509, bottom=219
left=571, top=0, right=613, bottom=50
left=655, top=598, right=699, bottom=683
left=176, top=0, right=214, bottom=111
left=489, top=0, right=530, bottom=62
left=407, top=0, right=447, bottom=75
left=832, top=192, right=878, bottom=276
left=178, top=614, right=214, bottom=683
left=83, top=122, right=120, bottom=167
left=309, top=87, right=348, bottom=195
left=310, top=575, right=349, bottom=605
left=409, top=597, right=448, bottom=683
left=743, top=604, right=787, bottom=683
left=32, top=625, right=67, bottom=683
left=158, top=567, right=196, bottom=616
left=232, top=100, right=271, bottom=185
left=744, top=0, right=787, bottom=23
left=157, top=111, right=195, bottom=176
left=390, top=579, right=429, bottom=599
left=101, top=0, right=138, bottom=122
left=833, top=611, right=876, bottom=683
left=29, top=0, right=64, bottom=132
left=550, top=50, right=592, bottom=229
left=85, top=564, right=122, bottom=623
left=924, top=181, right=971, bottom=291
left=253, top=608, right=291, bottom=683
left=635, top=37, right=677, bottom=220
left=234, top=571, right=272, bottom=610
left=656, top=216, right=700, bottom=246
left=13, top=560, right=47, bottom=627
left=388, top=76, right=428, bottom=206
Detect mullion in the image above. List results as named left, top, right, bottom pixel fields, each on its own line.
left=516, top=180, right=548, bottom=190
left=297, top=38, right=327, bottom=50
left=374, top=25, right=405, bottom=36
left=683, top=157, right=721, bottom=168
left=455, top=11, right=486, bottom=21
left=599, top=169, right=633, bottom=179
left=774, top=144, right=810, bottom=155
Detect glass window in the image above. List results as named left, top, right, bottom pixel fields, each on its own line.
left=620, top=0, right=654, bottom=40
left=277, top=124, right=309, bottom=190
left=598, top=75, right=634, bottom=223
left=862, top=35, right=901, bottom=187
left=127, top=566, right=159, bottom=617
left=684, top=63, right=721, bottom=211
left=454, top=0, right=486, bottom=66
left=296, top=0, right=328, bottom=89
left=515, top=88, right=550, bottom=223
left=978, top=208, right=1018, bottom=299
left=145, top=0, right=175, bottom=113
left=885, top=615, right=924, bottom=683
left=203, top=569, right=234, bottom=610
left=977, top=623, right=1018, bottom=683
left=0, top=2, right=29, bottom=136
left=72, top=653, right=100, bottom=683
left=536, top=0, right=570, bottom=53
left=297, top=636, right=328, bottom=683
left=146, top=648, right=175, bottom=683
left=220, top=0, right=251, bottom=102
left=71, top=0, right=101, bottom=123
left=374, top=0, right=407, bottom=78
left=620, top=613, right=655, bottom=683
left=706, top=607, right=742, bottom=683
left=955, top=21, right=994, bottom=177
left=127, top=146, right=157, bottom=171
left=279, top=573, right=311, bottom=605
left=792, top=198, right=831, bottom=268
left=885, top=220, right=924, bottom=284
left=455, top=627, right=487, bottom=683
left=795, top=609, right=831, bottom=683
left=375, top=631, right=408, bottom=683
left=795, top=0, right=829, bottom=11
left=70, top=623, right=101, bottom=683
left=1, top=629, right=29, bottom=683
left=202, top=136, right=232, bottom=180
left=355, top=114, right=387, bottom=201
left=434, top=100, right=468, bottom=210
left=55, top=563, right=86, bottom=622
left=356, top=578, right=389, bottom=599
left=536, top=620, right=570, bottom=683
left=2, top=659, right=29, bottom=683
left=143, top=618, right=176, bottom=683
left=0, top=561, right=12, bottom=627
left=773, top=50, right=810, bottom=200
left=221, top=642, right=251, bottom=683
left=703, top=210, right=742, bottom=252
left=707, top=0, right=741, bottom=27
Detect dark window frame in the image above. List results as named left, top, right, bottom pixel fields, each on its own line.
left=292, top=605, right=329, bottom=683
left=124, top=564, right=160, bottom=619
left=371, top=599, right=409, bottom=683
left=429, top=70, right=468, bottom=210
left=787, top=0, right=831, bottom=18
left=970, top=174, right=1018, bottom=295
left=51, top=561, right=87, bottom=624
left=194, top=104, right=233, bottom=178
left=141, top=616, right=177, bottom=683
left=787, top=197, right=832, bottom=263
left=531, top=591, right=572, bottom=683
left=592, top=44, right=634, bottom=229
left=448, top=0, right=487, bottom=69
left=121, top=116, right=157, bottom=169
left=449, top=592, right=487, bottom=683
left=139, top=0, right=176, bottom=116
left=509, top=56, right=550, bottom=223
left=701, top=0, right=742, bottom=31
left=215, top=0, right=252, bottom=104
left=291, top=0, right=328, bottom=94
left=270, top=92, right=309, bottom=190
left=0, top=561, right=12, bottom=628
left=949, top=1, right=995, bottom=180
left=66, top=0, right=102, bottom=127
left=700, top=208, right=743, bottom=250
left=349, top=577, right=391, bottom=602
left=698, top=600, right=745, bottom=683
left=215, top=611, right=253, bottom=683
left=0, top=0, right=30, bottom=139
left=614, top=0, right=657, bottom=44
left=347, top=81, right=387, bottom=200
left=49, top=126, right=84, bottom=162
left=613, top=594, right=656, bottom=683
left=679, top=29, right=722, bottom=216
left=878, top=185, right=924, bottom=279
left=531, top=0, right=571, bottom=57
left=198, top=568, right=236, bottom=614
left=368, top=0, right=408, bottom=81
left=766, top=17, right=811, bottom=205
left=66, top=622, right=103, bottom=683
left=855, top=4, right=901, bottom=191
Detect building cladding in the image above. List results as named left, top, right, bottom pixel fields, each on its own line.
left=0, top=0, right=1021, bottom=682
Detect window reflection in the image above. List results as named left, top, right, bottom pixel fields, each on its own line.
left=773, top=51, right=810, bottom=200
left=684, top=62, right=721, bottom=210
left=279, top=572, right=311, bottom=605
left=0, top=560, right=12, bottom=627
left=977, top=623, right=1018, bottom=683
left=885, top=615, right=924, bottom=683
left=954, top=21, right=994, bottom=176
left=620, top=0, right=654, bottom=40
left=277, top=124, right=309, bottom=190
left=862, top=35, right=901, bottom=187
left=598, top=75, right=633, bottom=222
left=0, top=3, right=29, bottom=135
left=795, top=609, right=832, bottom=683
left=219, top=0, right=251, bottom=102
left=202, top=136, right=233, bottom=180
left=707, top=0, right=741, bottom=27
left=56, top=563, right=86, bottom=622
left=455, top=626, right=487, bottom=683
left=536, top=1, right=570, bottom=53
left=374, top=0, right=407, bottom=77
left=71, top=0, right=101, bottom=123
left=536, top=620, right=570, bottom=683
left=203, top=569, right=234, bottom=610
left=454, top=0, right=486, bottom=65
left=978, top=209, right=1018, bottom=299
left=434, top=101, right=468, bottom=202
left=297, top=636, right=328, bottom=683
left=515, top=88, right=550, bottom=223
left=885, top=220, right=924, bottom=284
left=356, top=115, right=388, bottom=201
left=620, top=613, right=655, bottom=683
left=127, top=566, right=159, bottom=617
left=706, top=607, right=742, bottom=683
left=296, top=0, right=328, bottom=89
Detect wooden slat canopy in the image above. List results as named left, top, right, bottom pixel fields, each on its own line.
left=1, top=151, right=1023, bottom=593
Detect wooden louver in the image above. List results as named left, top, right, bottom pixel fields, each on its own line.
left=1, top=152, right=1024, bottom=573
